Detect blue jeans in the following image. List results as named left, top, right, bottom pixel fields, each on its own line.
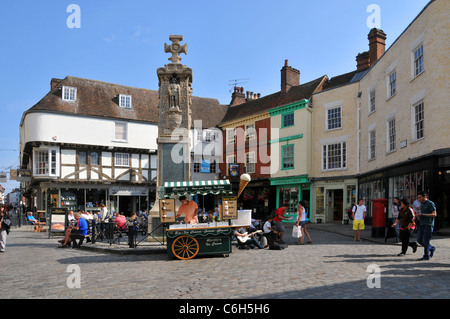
left=416, top=224, right=434, bottom=259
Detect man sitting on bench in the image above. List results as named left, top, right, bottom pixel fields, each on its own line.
left=26, top=212, right=46, bottom=232
left=59, top=212, right=89, bottom=248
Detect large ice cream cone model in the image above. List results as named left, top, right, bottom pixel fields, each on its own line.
left=237, top=174, right=251, bottom=198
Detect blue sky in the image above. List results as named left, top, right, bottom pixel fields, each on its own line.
left=0, top=0, right=430, bottom=194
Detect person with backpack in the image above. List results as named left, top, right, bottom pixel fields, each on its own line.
left=347, top=202, right=356, bottom=221
left=391, top=198, right=418, bottom=256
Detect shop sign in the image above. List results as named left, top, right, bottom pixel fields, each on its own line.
left=201, top=159, right=210, bottom=173
left=109, top=186, right=148, bottom=196
left=49, top=207, right=68, bottom=235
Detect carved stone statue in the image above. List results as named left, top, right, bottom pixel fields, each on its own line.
left=168, top=78, right=180, bottom=108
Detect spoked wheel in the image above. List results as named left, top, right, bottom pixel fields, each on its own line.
left=172, top=235, right=199, bottom=260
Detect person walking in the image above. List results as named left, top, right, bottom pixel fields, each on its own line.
left=415, top=192, right=437, bottom=260
left=352, top=199, right=366, bottom=241
left=392, top=198, right=418, bottom=256
left=273, top=203, right=289, bottom=244
left=296, top=201, right=312, bottom=244
left=0, top=205, right=11, bottom=252
left=392, top=197, right=401, bottom=242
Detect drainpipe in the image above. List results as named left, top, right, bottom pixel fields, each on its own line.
left=356, top=89, right=362, bottom=200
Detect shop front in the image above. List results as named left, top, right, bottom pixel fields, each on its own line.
left=270, top=175, right=310, bottom=223
left=238, top=179, right=275, bottom=220
left=311, top=178, right=357, bottom=224
left=357, top=152, right=450, bottom=229
left=39, top=183, right=154, bottom=218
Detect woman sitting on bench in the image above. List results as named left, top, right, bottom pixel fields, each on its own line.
left=59, top=212, right=88, bottom=248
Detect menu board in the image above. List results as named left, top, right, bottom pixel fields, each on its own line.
left=49, top=208, right=68, bottom=235
left=221, top=196, right=237, bottom=219
left=159, top=199, right=176, bottom=223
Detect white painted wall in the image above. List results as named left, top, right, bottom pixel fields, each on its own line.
left=21, top=112, right=158, bottom=150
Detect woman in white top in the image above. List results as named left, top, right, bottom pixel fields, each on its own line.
left=295, top=200, right=312, bottom=244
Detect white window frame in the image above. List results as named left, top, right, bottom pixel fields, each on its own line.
left=322, top=141, right=347, bottom=171
left=369, top=89, right=376, bottom=114
left=327, top=107, right=342, bottom=131
left=33, top=147, right=59, bottom=177
left=282, top=144, right=295, bottom=170
left=413, top=44, right=424, bottom=78
left=412, top=100, right=425, bottom=142
left=226, top=128, right=236, bottom=145
left=62, top=86, right=77, bottom=101
left=323, top=100, right=343, bottom=131
left=245, top=152, right=255, bottom=174
left=388, top=70, right=397, bottom=98
left=245, top=124, right=256, bottom=140
left=410, top=32, right=425, bottom=80
left=369, top=129, right=376, bottom=161
left=387, top=117, right=396, bottom=153
left=114, top=122, right=128, bottom=142
left=119, top=94, right=132, bottom=108
left=114, top=153, right=130, bottom=167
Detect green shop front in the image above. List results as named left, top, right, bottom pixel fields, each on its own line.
left=270, top=175, right=311, bottom=222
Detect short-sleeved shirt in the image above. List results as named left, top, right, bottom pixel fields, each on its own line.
left=178, top=200, right=199, bottom=223
left=352, top=204, right=367, bottom=221
left=76, top=217, right=89, bottom=236
left=419, top=200, right=436, bottom=226
left=274, top=207, right=286, bottom=222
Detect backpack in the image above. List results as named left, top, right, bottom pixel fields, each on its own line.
left=347, top=205, right=356, bottom=221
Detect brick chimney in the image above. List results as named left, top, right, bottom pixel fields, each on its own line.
left=355, top=28, right=387, bottom=70
left=230, top=86, right=246, bottom=106
left=281, top=60, right=300, bottom=93
left=356, top=51, right=371, bottom=70
left=368, top=28, right=387, bottom=65
left=50, top=78, right=63, bottom=90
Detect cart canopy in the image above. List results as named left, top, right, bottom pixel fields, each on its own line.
left=163, top=180, right=233, bottom=198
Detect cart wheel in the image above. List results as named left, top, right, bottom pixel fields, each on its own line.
left=172, top=235, right=199, bottom=260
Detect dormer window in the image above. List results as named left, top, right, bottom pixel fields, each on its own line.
left=119, top=94, right=132, bottom=108
left=62, top=86, right=77, bottom=101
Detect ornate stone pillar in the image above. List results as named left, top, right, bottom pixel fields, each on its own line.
left=149, top=35, right=193, bottom=223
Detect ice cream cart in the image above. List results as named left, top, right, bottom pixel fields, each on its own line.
left=161, top=177, right=251, bottom=260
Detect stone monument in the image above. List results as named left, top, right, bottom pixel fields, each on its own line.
left=157, top=34, right=192, bottom=184
left=149, top=35, right=193, bottom=231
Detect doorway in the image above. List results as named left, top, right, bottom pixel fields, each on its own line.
left=326, top=189, right=343, bottom=222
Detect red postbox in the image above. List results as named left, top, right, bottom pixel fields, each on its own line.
left=371, top=198, right=387, bottom=238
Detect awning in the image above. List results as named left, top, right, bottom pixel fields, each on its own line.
left=163, top=180, right=233, bottom=198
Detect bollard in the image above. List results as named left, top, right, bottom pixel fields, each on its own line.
left=128, top=222, right=136, bottom=248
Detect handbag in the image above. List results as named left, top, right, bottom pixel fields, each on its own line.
left=292, top=225, right=302, bottom=238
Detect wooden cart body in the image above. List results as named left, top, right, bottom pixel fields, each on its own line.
left=167, top=226, right=233, bottom=260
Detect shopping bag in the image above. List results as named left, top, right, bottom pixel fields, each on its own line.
left=292, top=225, right=302, bottom=238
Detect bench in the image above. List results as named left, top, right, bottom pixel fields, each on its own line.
left=71, top=234, right=91, bottom=248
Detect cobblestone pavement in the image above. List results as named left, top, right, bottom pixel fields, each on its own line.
left=1, top=224, right=449, bottom=300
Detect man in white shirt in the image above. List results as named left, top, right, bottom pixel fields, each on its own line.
left=352, top=199, right=367, bottom=241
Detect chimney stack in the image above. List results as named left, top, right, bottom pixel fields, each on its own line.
left=368, top=28, right=387, bottom=65
left=230, top=86, right=246, bottom=106
left=281, top=59, right=300, bottom=93
left=50, top=78, right=63, bottom=90
left=356, top=51, right=371, bottom=70
left=355, top=28, right=387, bottom=70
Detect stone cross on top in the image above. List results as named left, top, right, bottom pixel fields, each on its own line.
left=164, top=35, right=187, bottom=64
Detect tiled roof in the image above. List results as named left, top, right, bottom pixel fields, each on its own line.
left=24, top=76, right=228, bottom=128
left=220, top=75, right=327, bottom=125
